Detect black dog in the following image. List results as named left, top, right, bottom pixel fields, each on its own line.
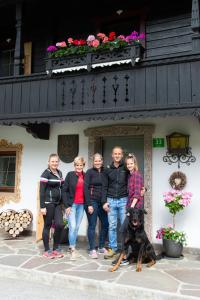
left=109, top=208, right=157, bottom=272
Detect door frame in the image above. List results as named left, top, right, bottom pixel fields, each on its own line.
left=84, top=124, right=155, bottom=240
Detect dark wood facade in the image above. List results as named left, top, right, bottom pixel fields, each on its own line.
left=0, top=0, right=200, bottom=128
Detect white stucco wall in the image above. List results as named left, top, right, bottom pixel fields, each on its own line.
left=0, top=116, right=199, bottom=248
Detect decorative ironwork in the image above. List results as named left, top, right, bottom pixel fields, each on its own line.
left=163, top=147, right=196, bottom=168
left=112, top=75, right=119, bottom=103
left=124, top=74, right=130, bottom=102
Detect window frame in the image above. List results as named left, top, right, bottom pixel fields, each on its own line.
left=0, top=150, right=16, bottom=193
left=0, top=139, right=23, bottom=206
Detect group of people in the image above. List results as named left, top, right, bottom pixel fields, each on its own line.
left=39, top=146, right=144, bottom=263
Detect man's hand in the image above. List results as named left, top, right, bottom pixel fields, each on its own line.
left=40, top=208, right=47, bottom=215
left=103, top=202, right=110, bottom=212
left=65, top=207, right=71, bottom=216
left=88, top=206, right=94, bottom=214
left=141, top=187, right=146, bottom=197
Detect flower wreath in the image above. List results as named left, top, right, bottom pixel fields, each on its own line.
left=169, top=171, right=187, bottom=190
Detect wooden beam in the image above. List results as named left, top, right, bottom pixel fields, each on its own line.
left=191, top=0, right=200, bottom=52
left=14, top=2, right=23, bottom=75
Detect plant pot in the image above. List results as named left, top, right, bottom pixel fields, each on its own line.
left=162, top=238, right=183, bottom=258
left=60, top=227, right=69, bottom=245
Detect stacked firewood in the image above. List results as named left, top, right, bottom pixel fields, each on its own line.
left=0, top=209, right=33, bottom=238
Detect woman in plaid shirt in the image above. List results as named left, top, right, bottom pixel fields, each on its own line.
left=126, top=153, right=144, bottom=209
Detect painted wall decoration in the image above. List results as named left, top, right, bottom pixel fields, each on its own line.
left=57, top=135, right=79, bottom=163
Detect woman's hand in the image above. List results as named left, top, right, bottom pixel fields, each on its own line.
left=65, top=207, right=71, bottom=216
left=103, top=202, right=110, bottom=212
left=88, top=206, right=94, bottom=214
left=40, top=208, right=47, bottom=215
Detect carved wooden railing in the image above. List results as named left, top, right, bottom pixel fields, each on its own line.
left=46, top=44, right=144, bottom=75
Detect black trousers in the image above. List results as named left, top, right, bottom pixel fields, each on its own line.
left=42, top=203, right=63, bottom=251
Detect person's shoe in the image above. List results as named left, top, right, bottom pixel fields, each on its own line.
left=70, top=249, right=81, bottom=260
left=52, top=249, right=64, bottom=258
left=104, top=248, right=117, bottom=259
left=98, top=247, right=108, bottom=254
left=42, top=250, right=55, bottom=259
left=111, top=258, right=129, bottom=266
left=89, top=250, right=98, bottom=259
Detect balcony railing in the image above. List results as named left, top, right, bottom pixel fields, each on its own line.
left=46, top=44, right=144, bottom=75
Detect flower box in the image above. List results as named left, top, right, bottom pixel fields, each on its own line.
left=46, top=43, right=144, bottom=74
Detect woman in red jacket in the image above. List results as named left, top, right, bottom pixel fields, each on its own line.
left=62, top=156, right=85, bottom=260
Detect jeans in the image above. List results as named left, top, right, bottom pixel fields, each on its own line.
left=107, top=197, right=128, bottom=252
left=86, top=200, right=109, bottom=251
left=67, top=203, right=84, bottom=248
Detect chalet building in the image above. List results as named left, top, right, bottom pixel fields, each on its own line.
left=0, top=0, right=200, bottom=250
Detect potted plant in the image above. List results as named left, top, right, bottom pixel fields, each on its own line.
left=60, top=218, right=69, bottom=245
left=46, top=31, right=145, bottom=73
left=156, top=189, right=192, bottom=258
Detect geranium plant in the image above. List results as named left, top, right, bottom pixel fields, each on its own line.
left=156, top=224, right=187, bottom=245
left=46, top=31, right=145, bottom=58
left=156, top=189, right=192, bottom=246
left=163, top=190, right=192, bottom=227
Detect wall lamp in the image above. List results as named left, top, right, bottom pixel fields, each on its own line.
left=163, top=132, right=196, bottom=168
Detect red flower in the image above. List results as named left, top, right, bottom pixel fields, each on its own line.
left=108, top=31, right=116, bottom=41
left=73, top=39, right=79, bottom=46
left=79, top=39, right=86, bottom=45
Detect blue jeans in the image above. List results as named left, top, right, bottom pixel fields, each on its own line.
left=86, top=200, right=109, bottom=251
left=107, top=197, right=128, bottom=252
left=67, top=203, right=84, bottom=248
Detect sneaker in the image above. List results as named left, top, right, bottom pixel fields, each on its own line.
left=70, top=249, right=81, bottom=261
left=98, top=247, right=108, bottom=254
left=89, top=250, right=98, bottom=259
left=112, top=258, right=129, bottom=266
left=42, top=250, right=55, bottom=259
left=52, top=249, right=64, bottom=258
left=104, top=248, right=117, bottom=259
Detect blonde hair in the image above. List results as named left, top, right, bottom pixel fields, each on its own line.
left=93, top=153, right=103, bottom=161
left=125, top=153, right=139, bottom=171
left=74, top=156, right=86, bottom=166
left=48, top=153, right=59, bottom=168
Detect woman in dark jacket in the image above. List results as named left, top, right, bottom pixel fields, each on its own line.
left=62, top=156, right=85, bottom=260
left=84, top=153, right=109, bottom=259
left=40, top=153, right=64, bottom=259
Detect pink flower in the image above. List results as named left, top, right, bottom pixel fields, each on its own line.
left=117, top=35, right=126, bottom=41
left=91, top=39, right=100, bottom=47
left=46, top=45, right=57, bottom=52
left=102, top=36, right=109, bottom=43
left=138, top=33, right=145, bottom=39
left=68, top=38, right=73, bottom=44
left=97, top=33, right=106, bottom=40
left=87, top=35, right=96, bottom=46
left=56, top=41, right=67, bottom=47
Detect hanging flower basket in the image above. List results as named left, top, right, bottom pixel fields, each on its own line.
left=46, top=31, right=145, bottom=74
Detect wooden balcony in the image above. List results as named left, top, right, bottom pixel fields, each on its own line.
left=1, top=51, right=200, bottom=127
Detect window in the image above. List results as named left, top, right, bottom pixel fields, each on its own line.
left=0, top=140, right=23, bottom=206
left=0, top=151, right=16, bottom=192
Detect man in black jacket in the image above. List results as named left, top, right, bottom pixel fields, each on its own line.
left=102, top=146, right=128, bottom=259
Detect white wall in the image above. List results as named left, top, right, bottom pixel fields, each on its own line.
left=0, top=116, right=199, bottom=248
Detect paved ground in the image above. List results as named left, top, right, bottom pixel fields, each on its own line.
left=0, top=232, right=200, bottom=300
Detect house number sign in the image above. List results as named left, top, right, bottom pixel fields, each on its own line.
left=152, top=138, right=165, bottom=148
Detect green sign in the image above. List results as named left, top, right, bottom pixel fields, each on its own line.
left=152, top=138, right=165, bottom=148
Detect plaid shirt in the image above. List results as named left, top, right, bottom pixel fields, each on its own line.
left=127, top=170, right=144, bottom=208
